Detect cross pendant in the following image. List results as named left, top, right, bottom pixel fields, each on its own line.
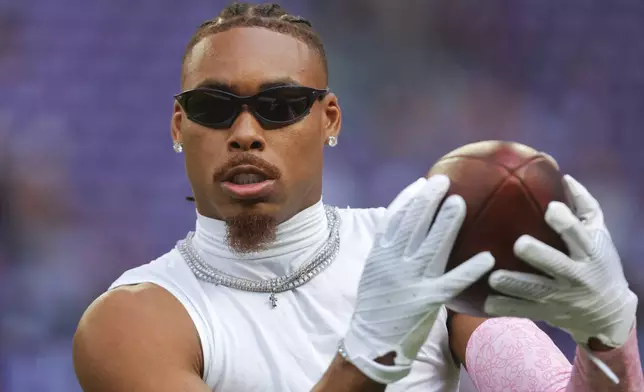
left=269, top=293, right=278, bottom=309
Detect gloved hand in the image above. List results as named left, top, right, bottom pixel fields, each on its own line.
left=340, top=175, right=495, bottom=384
left=485, top=174, right=638, bottom=349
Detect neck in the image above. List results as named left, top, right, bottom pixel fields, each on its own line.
left=192, top=200, right=329, bottom=268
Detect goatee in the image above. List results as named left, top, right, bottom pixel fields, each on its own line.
left=224, top=213, right=278, bottom=254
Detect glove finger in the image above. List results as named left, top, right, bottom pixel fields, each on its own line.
left=415, top=194, right=467, bottom=275
left=486, top=296, right=579, bottom=329
left=488, top=270, right=559, bottom=301
left=484, top=295, right=554, bottom=320
left=514, top=235, right=581, bottom=283
left=380, top=196, right=419, bottom=247
left=383, top=175, right=450, bottom=247
left=432, top=251, right=495, bottom=297
left=404, top=175, right=452, bottom=257
left=544, top=201, right=595, bottom=257
left=562, top=175, right=604, bottom=227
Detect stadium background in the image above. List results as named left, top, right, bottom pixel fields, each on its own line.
left=0, top=0, right=643, bottom=390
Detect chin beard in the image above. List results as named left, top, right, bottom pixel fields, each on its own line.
left=224, top=213, right=278, bottom=254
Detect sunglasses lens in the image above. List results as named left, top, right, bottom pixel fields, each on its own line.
left=182, top=90, right=236, bottom=126
left=254, top=87, right=313, bottom=123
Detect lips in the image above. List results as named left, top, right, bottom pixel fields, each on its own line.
left=220, top=165, right=276, bottom=200
left=222, top=165, right=270, bottom=182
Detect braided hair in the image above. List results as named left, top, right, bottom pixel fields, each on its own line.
left=182, top=2, right=328, bottom=78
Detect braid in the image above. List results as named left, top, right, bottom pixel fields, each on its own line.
left=219, top=2, right=252, bottom=18
left=252, top=3, right=286, bottom=17
left=280, top=14, right=313, bottom=28
left=183, top=2, right=327, bottom=79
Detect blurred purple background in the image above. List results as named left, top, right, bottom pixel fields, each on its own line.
left=1, top=1, right=643, bottom=390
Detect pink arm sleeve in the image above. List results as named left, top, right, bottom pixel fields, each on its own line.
left=566, top=326, right=643, bottom=392
left=465, top=317, right=644, bottom=392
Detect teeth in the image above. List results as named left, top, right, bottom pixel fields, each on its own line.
left=231, top=173, right=266, bottom=185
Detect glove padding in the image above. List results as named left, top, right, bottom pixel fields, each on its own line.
left=485, top=174, right=638, bottom=349
left=342, top=175, right=495, bottom=384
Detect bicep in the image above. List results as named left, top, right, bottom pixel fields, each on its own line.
left=74, top=353, right=209, bottom=392
left=73, top=285, right=210, bottom=392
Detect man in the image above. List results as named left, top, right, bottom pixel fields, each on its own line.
left=72, top=3, right=643, bottom=391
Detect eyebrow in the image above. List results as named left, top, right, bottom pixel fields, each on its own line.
left=194, top=77, right=302, bottom=93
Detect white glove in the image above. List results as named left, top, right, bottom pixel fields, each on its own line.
left=485, top=174, right=638, bottom=349
left=341, top=175, right=495, bottom=384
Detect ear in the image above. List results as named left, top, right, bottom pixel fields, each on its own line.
left=171, top=101, right=183, bottom=144
left=321, top=92, right=342, bottom=145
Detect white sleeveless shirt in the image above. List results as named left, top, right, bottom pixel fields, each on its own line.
left=109, top=198, right=461, bottom=391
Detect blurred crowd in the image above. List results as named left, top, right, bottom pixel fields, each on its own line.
left=1, top=1, right=643, bottom=390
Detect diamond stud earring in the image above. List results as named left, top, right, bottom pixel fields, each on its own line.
left=173, top=142, right=183, bottom=153
left=327, top=136, right=338, bottom=147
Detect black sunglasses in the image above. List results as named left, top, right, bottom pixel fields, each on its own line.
left=174, top=85, right=329, bottom=129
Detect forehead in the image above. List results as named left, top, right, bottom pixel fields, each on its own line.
left=183, top=27, right=324, bottom=93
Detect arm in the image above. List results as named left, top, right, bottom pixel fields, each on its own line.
left=449, top=313, right=644, bottom=392
left=566, top=325, right=643, bottom=392
left=455, top=315, right=572, bottom=392
left=75, top=283, right=387, bottom=392
left=73, top=283, right=210, bottom=392
left=446, top=310, right=486, bottom=368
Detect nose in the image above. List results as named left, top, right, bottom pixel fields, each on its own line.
left=227, top=111, right=266, bottom=152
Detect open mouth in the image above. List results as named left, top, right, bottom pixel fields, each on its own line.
left=220, top=165, right=276, bottom=200
left=229, top=172, right=267, bottom=185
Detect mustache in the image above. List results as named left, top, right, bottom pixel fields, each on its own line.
left=213, top=153, right=282, bottom=182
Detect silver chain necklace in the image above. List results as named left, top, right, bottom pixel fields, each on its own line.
left=177, top=205, right=341, bottom=308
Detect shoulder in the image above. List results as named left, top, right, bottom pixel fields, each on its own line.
left=105, top=248, right=218, bottom=386
left=107, top=249, right=211, bottom=322
left=334, top=207, right=387, bottom=250
left=73, top=283, right=204, bottom=390
left=336, top=206, right=388, bottom=232
left=109, top=249, right=210, bottom=317
left=76, top=283, right=199, bottom=347
left=109, top=249, right=193, bottom=289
